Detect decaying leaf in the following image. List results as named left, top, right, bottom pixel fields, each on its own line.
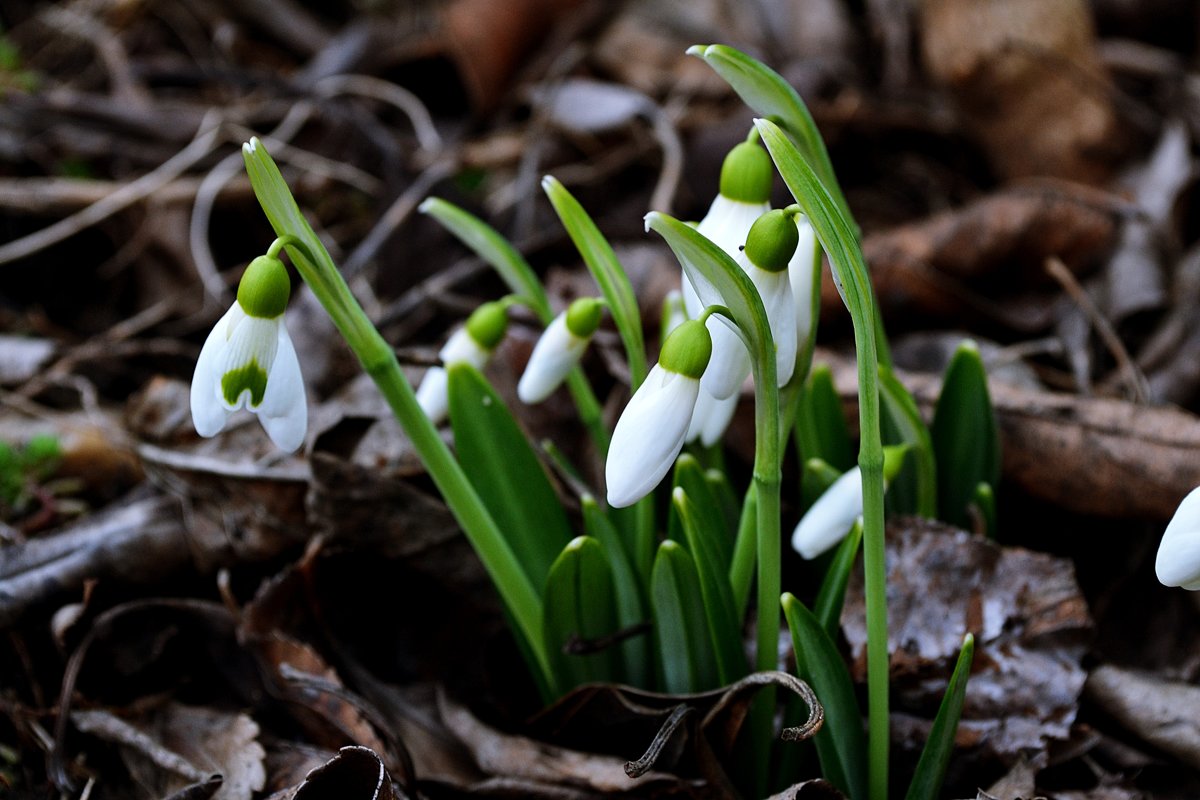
left=842, top=520, right=1091, bottom=765
left=73, top=703, right=265, bottom=800
left=1086, top=664, right=1200, bottom=770
left=828, top=183, right=1122, bottom=326
left=267, top=746, right=395, bottom=800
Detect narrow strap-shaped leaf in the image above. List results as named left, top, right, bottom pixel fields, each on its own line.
left=729, top=483, right=757, bottom=619
left=582, top=496, right=651, bottom=687
left=705, top=468, right=741, bottom=535
left=878, top=366, right=937, bottom=519
left=972, top=482, right=997, bottom=538
left=686, top=44, right=851, bottom=227
left=904, top=634, right=975, bottom=800
left=419, top=197, right=552, bottom=320
left=673, top=455, right=733, bottom=566
left=422, top=195, right=608, bottom=453
left=931, top=340, right=1000, bottom=529
left=448, top=363, right=573, bottom=589
left=542, top=536, right=621, bottom=694
left=812, top=520, right=863, bottom=638
left=542, top=176, right=647, bottom=389
left=651, top=540, right=719, bottom=693
left=672, top=488, right=745, bottom=686
left=782, top=593, right=867, bottom=800
left=796, top=363, right=854, bottom=472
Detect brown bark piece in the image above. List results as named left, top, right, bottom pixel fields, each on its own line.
left=822, top=183, right=1121, bottom=323
left=920, top=0, right=1127, bottom=184
left=825, top=353, right=1200, bottom=519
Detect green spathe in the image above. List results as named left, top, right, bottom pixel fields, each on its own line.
left=659, top=319, right=712, bottom=379
left=222, top=359, right=269, bottom=407
left=744, top=209, right=799, bottom=273
left=466, top=301, right=509, bottom=349
left=237, top=255, right=290, bottom=318
left=719, top=141, right=772, bottom=204
left=565, top=297, right=603, bottom=338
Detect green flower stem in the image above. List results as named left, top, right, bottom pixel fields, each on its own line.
left=755, top=118, right=888, bottom=800
left=242, top=140, right=551, bottom=684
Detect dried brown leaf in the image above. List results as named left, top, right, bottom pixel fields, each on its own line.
left=842, top=521, right=1091, bottom=763
left=1086, top=665, right=1200, bottom=770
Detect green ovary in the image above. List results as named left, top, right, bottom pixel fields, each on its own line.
left=222, top=360, right=269, bottom=407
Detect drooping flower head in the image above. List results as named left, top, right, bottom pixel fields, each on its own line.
left=741, top=207, right=800, bottom=387
left=1156, top=486, right=1200, bottom=590
left=791, top=446, right=907, bottom=559
left=191, top=253, right=307, bottom=452
left=517, top=297, right=603, bottom=404
left=606, top=319, right=712, bottom=508
left=416, top=300, right=509, bottom=424
left=789, top=214, right=820, bottom=358
left=689, top=138, right=773, bottom=401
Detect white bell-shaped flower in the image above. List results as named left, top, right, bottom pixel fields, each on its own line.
left=792, top=447, right=906, bottom=559
left=741, top=208, right=801, bottom=386
left=606, top=320, right=711, bottom=508
left=191, top=254, right=306, bottom=452
left=416, top=301, right=508, bottom=425
left=686, top=140, right=772, bottom=401
left=517, top=298, right=602, bottom=404
left=1156, top=486, right=1200, bottom=590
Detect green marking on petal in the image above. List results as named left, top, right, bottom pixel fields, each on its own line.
left=222, top=359, right=269, bottom=407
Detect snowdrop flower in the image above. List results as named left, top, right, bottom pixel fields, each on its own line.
left=689, top=139, right=772, bottom=400
left=685, top=389, right=738, bottom=448
left=606, top=319, right=711, bottom=508
left=1156, top=486, right=1200, bottom=590
left=740, top=208, right=800, bottom=387
left=518, top=298, right=602, bottom=404
left=792, top=447, right=907, bottom=559
left=191, top=253, right=306, bottom=452
left=789, top=214, right=819, bottom=357
left=417, top=301, right=508, bottom=424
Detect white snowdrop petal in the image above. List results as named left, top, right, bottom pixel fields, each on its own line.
left=791, top=467, right=864, bottom=560
left=686, top=389, right=738, bottom=447
left=190, top=305, right=238, bottom=437
left=685, top=195, right=770, bottom=314
left=416, top=366, right=450, bottom=425
left=790, top=216, right=818, bottom=354
left=606, top=364, right=699, bottom=508
left=440, top=326, right=490, bottom=369
left=748, top=262, right=797, bottom=386
left=518, top=314, right=587, bottom=404
left=217, top=314, right=280, bottom=411
left=257, top=324, right=307, bottom=452
left=1156, top=487, right=1200, bottom=589
left=700, top=317, right=750, bottom=400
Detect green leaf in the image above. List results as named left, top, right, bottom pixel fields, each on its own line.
left=729, top=483, right=757, bottom=619
left=542, top=176, right=646, bottom=389
left=812, top=519, right=862, bottom=638
left=448, top=363, right=573, bottom=589
left=672, top=488, right=745, bottom=686
left=705, top=468, right=741, bottom=535
left=801, top=457, right=842, bottom=513
left=782, top=593, right=867, bottom=800
left=878, top=366, right=937, bottom=518
left=542, top=536, right=621, bottom=694
left=419, top=197, right=552, bottom=322
left=669, top=455, right=733, bottom=567
left=905, top=634, right=975, bottom=800
left=796, top=364, right=854, bottom=472
left=651, top=540, right=719, bottom=693
left=686, top=44, right=851, bottom=227
left=931, top=340, right=1000, bottom=529
left=582, top=496, right=651, bottom=686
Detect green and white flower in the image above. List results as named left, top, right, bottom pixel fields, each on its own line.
left=191, top=253, right=306, bottom=452
left=792, top=447, right=906, bottom=559
left=606, top=319, right=711, bottom=508
left=740, top=208, right=800, bottom=387
left=417, top=301, right=508, bottom=424
left=518, top=298, right=602, bottom=404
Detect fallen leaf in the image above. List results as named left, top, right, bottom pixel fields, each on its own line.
left=1085, top=665, right=1200, bottom=770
